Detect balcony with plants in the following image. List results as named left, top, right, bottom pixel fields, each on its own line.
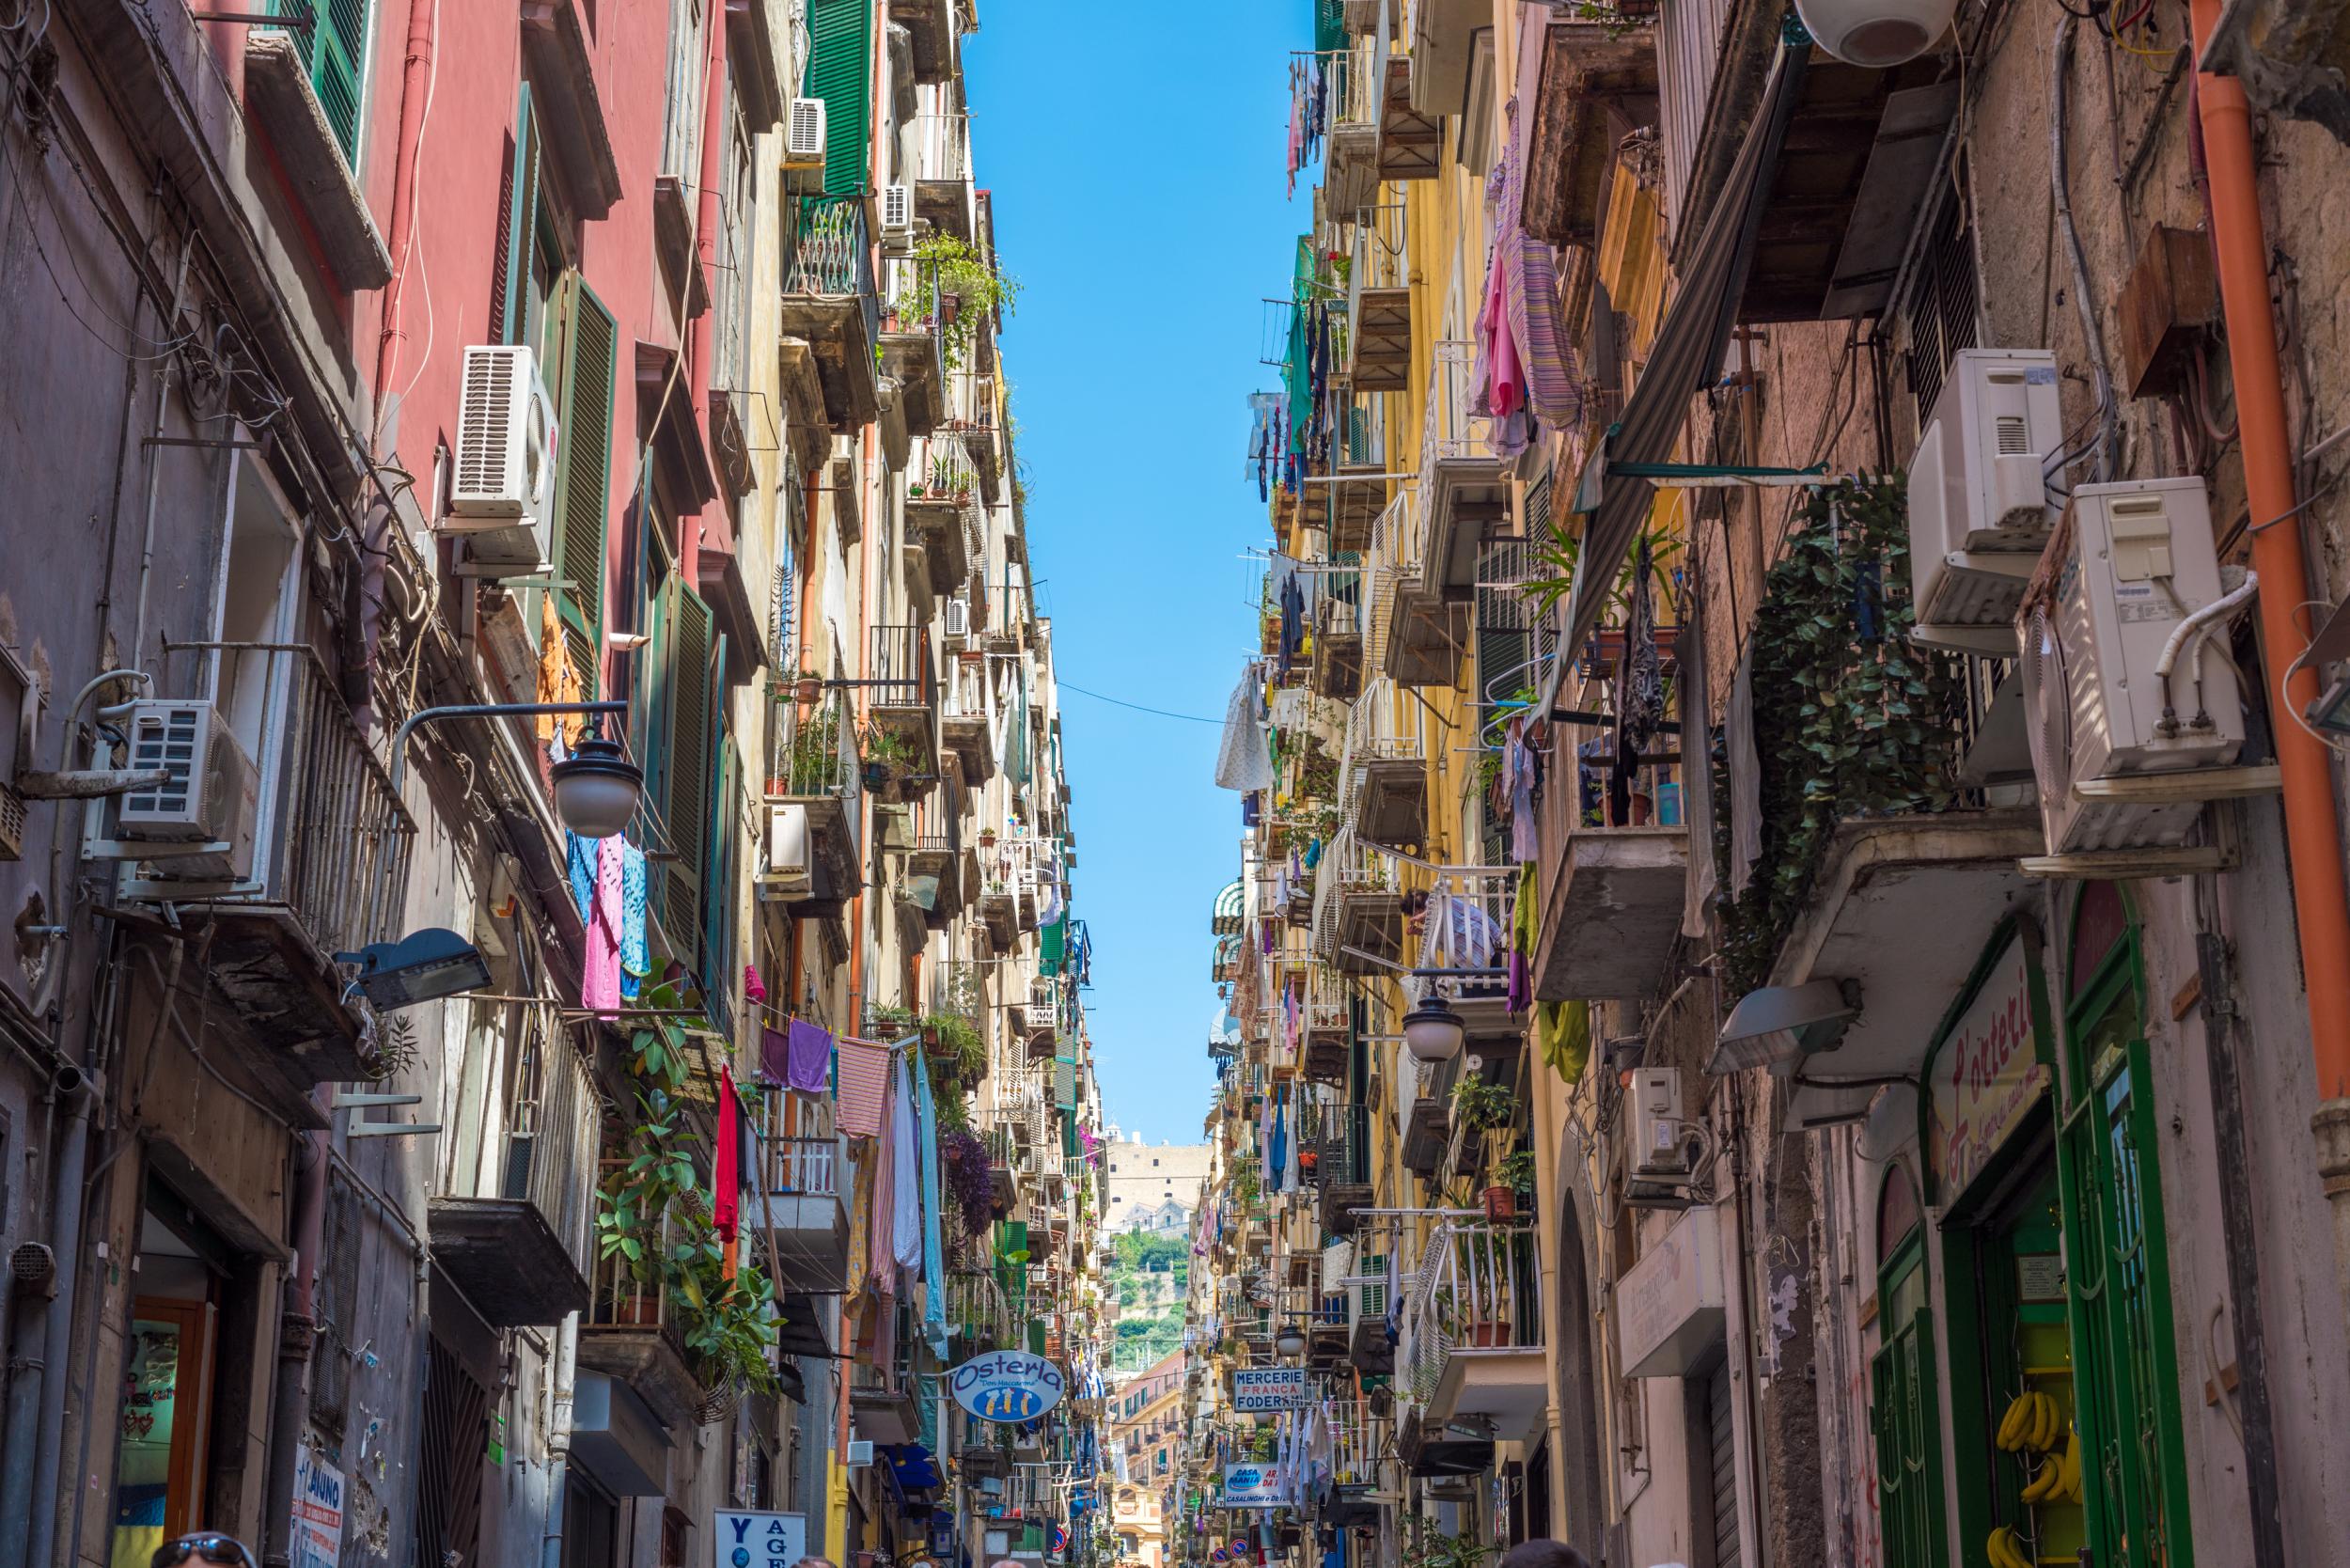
left=1702, top=478, right=2040, bottom=1118
left=1397, top=1218, right=1543, bottom=1446
left=780, top=196, right=881, bottom=430
left=911, top=111, right=975, bottom=241
left=867, top=622, right=939, bottom=798
left=760, top=685, right=863, bottom=917
left=587, top=985, right=780, bottom=1428
left=908, top=434, right=979, bottom=594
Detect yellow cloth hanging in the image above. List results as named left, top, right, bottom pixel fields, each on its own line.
left=536, top=595, right=584, bottom=745
left=1537, top=998, right=1590, bottom=1085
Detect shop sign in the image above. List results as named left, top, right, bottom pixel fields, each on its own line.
left=951, top=1349, right=1067, bottom=1422
left=1222, top=1464, right=1286, bottom=1507
left=290, top=1447, right=344, bottom=1568
left=1229, top=1367, right=1306, bottom=1412
left=1929, top=933, right=2048, bottom=1200
left=714, top=1512, right=807, bottom=1568
left=1617, top=1206, right=1725, bottom=1378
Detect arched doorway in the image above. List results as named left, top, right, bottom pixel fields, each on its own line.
left=1552, top=1181, right=1606, bottom=1552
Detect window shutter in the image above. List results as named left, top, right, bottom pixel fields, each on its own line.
left=285, top=0, right=371, bottom=163
left=496, top=84, right=540, bottom=348
left=699, top=663, right=736, bottom=988
left=548, top=273, right=617, bottom=654
left=664, top=584, right=714, bottom=945
left=804, top=0, right=871, bottom=197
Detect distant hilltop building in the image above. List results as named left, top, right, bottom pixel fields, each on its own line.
left=1103, top=1127, right=1213, bottom=1234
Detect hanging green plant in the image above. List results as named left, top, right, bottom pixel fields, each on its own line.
left=1714, top=476, right=1966, bottom=994
left=900, top=234, right=1021, bottom=373
left=1449, top=1076, right=1515, bottom=1131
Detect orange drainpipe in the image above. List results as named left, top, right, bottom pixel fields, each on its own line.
left=2189, top=0, right=2350, bottom=1105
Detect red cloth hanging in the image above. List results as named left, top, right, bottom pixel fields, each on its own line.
left=715, top=1065, right=741, bottom=1245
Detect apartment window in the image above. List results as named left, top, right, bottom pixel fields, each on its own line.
left=715, top=103, right=756, bottom=396
left=661, top=0, right=711, bottom=181
left=273, top=0, right=374, bottom=164
left=1898, top=154, right=1980, bottom=429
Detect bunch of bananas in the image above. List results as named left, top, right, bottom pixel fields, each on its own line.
left=1983, top=1523, right=2040, bottom=1560
left=1985, top=1526, right=2032, bottom=1568
left=2021, top=1431, right=2082, bottom=1504
left=1996, top=1391, right=2062, bottom=1453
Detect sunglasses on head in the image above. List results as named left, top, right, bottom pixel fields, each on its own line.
left=151, top=1535, right=259, bottom=1568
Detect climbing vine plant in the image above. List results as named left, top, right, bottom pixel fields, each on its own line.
left=1715, top=477, right=1968, bottom=994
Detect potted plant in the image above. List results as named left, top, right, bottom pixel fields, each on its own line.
left=1487, top=1150, right=1538, bottom=1221
left=1449, top=1077, right=1515, bottom=1134
left=791, top=668, right=824, bottom=704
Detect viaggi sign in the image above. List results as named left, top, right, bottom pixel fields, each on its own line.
left=714, top=1512, right=807, bottom=1568
left=950, top=1349, right=1066, bottom=1422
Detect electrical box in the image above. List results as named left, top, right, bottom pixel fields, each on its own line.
left=2118, top=224, right=2220, bottom=400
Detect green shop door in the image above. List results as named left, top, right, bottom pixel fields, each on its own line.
left=1871, top=1167, right=1946, bottom=1568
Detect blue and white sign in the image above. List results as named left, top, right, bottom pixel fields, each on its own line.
left=1222, top=1464, right=1286, bottom=1508
left=714, top=1510, right=807, bottom=1568
left=290, top=1447, right=345, bottom=1568
left=950, top=1349, right=1067, bottom=1423
left=1229, top=1367, right=1306, bottom=1412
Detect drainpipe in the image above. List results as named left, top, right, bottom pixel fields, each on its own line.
left=2187, top=0, right=2350, bottom=1310
left=262, top=1102, right=332, bottom=1568
left=684, top=0, right=730, bottom=588
left=0, top=1060, right=90, bottom=1561
left=369, top=0, right=441, bottom=454
left=540, top=1312, right=581, bottom=1568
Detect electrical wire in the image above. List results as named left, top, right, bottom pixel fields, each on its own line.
left=1056, top=681, right=1221, bottom=725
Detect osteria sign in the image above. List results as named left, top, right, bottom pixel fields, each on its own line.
left=1928, top=931, right=2048, bottom=1200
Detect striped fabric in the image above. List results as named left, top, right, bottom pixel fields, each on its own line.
left=1498, top=97, right=1582, bottom=431
left=835, top=1036, right=892, bottom=1137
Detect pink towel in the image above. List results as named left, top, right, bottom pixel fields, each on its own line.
left=835, top=1036, right=891, bottom=1137
left=582, top=836, right=623, bottom=1014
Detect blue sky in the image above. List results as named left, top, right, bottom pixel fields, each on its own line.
left=964, top=1, right=1311, bottom=1143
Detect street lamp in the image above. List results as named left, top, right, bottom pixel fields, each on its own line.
left=388, top=698, right=638, bottom=839
left=1400, top=993, right=1464, bottom=1062
left=1273, top=1323, right=1307, bottom=1358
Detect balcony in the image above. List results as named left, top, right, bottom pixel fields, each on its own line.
left=241, top=17, right=392, bottom=288
left=760, top=690, right=863, bottom=917
left=1299, top=972, right=1351, bottom=1083
left=1376, top=53, right=1441, bottom=181
left=906, top=832, right=967, bottom=929
left=1529, top=729, right=1687, bottom=1001
left=940, top=655, right=996, bottom=785
left=907, top=437, right=978, bottom=594
left=580, top=1190, right=707, bottom=1430
left=1402, top=1221, right=1543, bottom=1441
left=1405, top=0, right=1484, bottom=114
left=1521, top=20, right=1659, bottom=249
left=1401, top=1052, right=1460, bottom=1178
left=780, top=197, right=882, bottom=431
left=750, top=1101, right=851, bottom=1293
left=1343, top=682, right=1427, bottom=852
left=1308, top=43, right=1384, bottom=214
left=1413, top=867, right=1522, bottom=1042
left=1420, top=341, right=1506, bottom=592
left=1309, top=387, right=1392, bottom=555
left=429, top=1013, right=599, bottom=1326
left=1312, top=587, right=1366, bottom=702
left=889, top=0, right=957, bottom=84
left=1370, top=495, right=1470, bottom=689
left=1305, top=1102, right=1373, bottom=1235
left=912, top=113, right=976, bottom=242
left=869, top=623, right=938, bottom=785
left=1312, top=831, right=1404, bottom=974
left=1345, top=203, right=1412, bottom=392
left=118, top=646, right=415, bottom=1116
left=950, top=1268, right=1016, bottom=1352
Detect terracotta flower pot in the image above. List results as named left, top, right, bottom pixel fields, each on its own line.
left=792, top=676, right=822, bottom=703
left=1481, top=1185, right=1515, bottom=1222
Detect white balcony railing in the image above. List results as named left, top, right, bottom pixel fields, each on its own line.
left=1400, top=1220, right=1536, bottom=1407
left=1422, top=338, right=1494, bottom=465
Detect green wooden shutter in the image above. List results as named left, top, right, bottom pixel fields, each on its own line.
left=699, top=671, right=735, bottom=990
left=549, top=274, right=617, bottom=655
left=804, top=0, right=870, bottom=197
left=665, top=585, right=713, bottom=944
left=495, top=84, right=540, bottom=348
left=279, top=0, right=370, bottom=162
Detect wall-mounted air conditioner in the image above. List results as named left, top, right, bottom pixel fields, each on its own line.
left=446, top=346, right=557, bottom=569
left=880, top=184, right=916, bottom=255
left=2019, top=478, right=2245, bottom=854
left=1907, top=348, right=2064, bottom=652
left=945, top=597, right=971, bottom=638
left=116, top=701, right=259, bottom=881
left=785, top=99, right=828, bottom=193
left=1625, top=1068, right=1688, bottom=1182
left=761, top=802, right=812, bottom=897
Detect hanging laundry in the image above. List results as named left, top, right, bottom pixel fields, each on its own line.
left=786, top=1017, right=834, bottom=1094
left=618, top=839, right=649, bottom=1001
left=1507, top=866, right=1538, bottom=1013
left=536, top=594, right=585, bottom=755
left=914, top=1050, right=948, bottom=1353
left=760, top=1025, right=792, bottom=1088
left=835, top=1036, right=892, bottom=1137
left=565, top=830, right=596, bottom=923
left=744, top=963, right=767, bottom=1005
left=1214, top=666, right=1277, bottom=792
left=715, top=1066, right=742, bottom=1279
left=891, top=1055, right=922, bottom=1271
left=581, top=836, right=624, bottom=1014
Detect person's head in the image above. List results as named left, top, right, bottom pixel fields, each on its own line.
left=795, top=1557, right=840, bottom=1568
left=1400, top=889, right=1430, bottom=917
left=1497, top=1542, right=1592, bottom=1568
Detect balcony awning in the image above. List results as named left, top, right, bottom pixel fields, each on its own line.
left=1545, top=43, right=1810, bottom=687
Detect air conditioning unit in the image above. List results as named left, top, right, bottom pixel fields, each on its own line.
left=447, top=346, right=557, bottom=568
left=880, top=183, right=916, bottom=254
left=2019, top=478, right=2245, bottom=854
left=117, top=701, right=259, bottom=881
left=784, top=98, right=828, bottom=192
left=945, top=597, right=971, bottom=638
left=1621, top=1068, right=1694, bottom=1208
left=1907, top=348, right=2065, bottom=653
left=846, top=1439, right=876, bottom=1467
left=761, top=802, right=812, bottom=897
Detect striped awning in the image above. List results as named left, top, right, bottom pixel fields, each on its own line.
left=1548, top=43, right=1811, bottom=698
